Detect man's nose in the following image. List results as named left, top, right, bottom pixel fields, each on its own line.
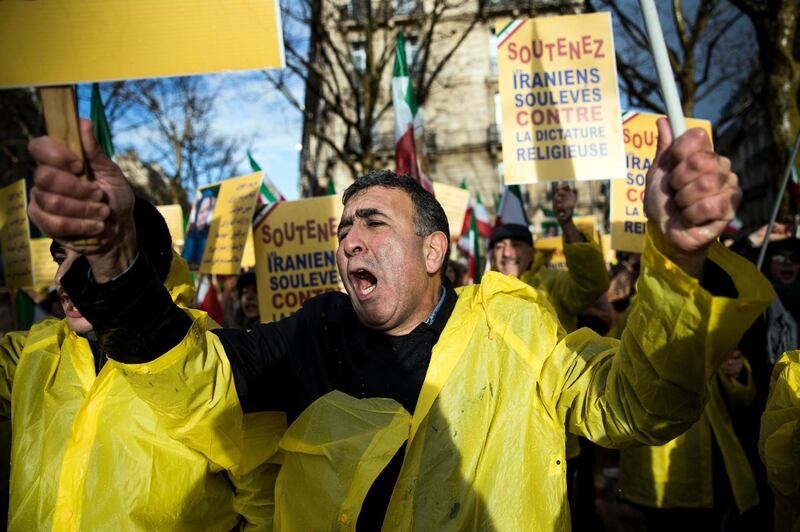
left=54, top=264, right=66, bottom=286
left=342, top=226, right=366, bottom=257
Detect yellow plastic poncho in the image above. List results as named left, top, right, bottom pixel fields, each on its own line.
left=521, top=232, right=609, bottom=333
left=522, top=232, right=610, bottom=459
left=0, top=254, right=279, bottom=531
left=619, top=358, right=760, bottom=512
left=111, top=233, right=773, bottom=531
left=760, top=350, right=800, bottom=532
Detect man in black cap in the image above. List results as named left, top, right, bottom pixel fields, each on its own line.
left=489, top=183, right=609, bottom=332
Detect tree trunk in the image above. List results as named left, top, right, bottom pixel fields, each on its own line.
left=731, top=0, right=800, bottom=218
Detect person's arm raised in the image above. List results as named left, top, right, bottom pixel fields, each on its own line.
left=542, top=120, right=773, bottom=449
left=643, top=118, right=741, bottom=279
left=552, top=183, right=584, bottom=244
left=28, top=119, right=137, bottom=283
left=27, top=120, right=190, bottom=363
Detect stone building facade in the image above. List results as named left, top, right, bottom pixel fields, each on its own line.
left=300, top=0, right=609, bottom=233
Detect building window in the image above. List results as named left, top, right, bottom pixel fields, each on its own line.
left=352, top=41, right=366, bottom=73
left=494, top=92, right=502, bottom=129
left=489, top=28, right=499, bottom=77
left=405, top=33, right=420, bottom=74
left=395, top=0, right=417, bottom=16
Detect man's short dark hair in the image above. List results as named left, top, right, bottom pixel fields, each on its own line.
left=342, top=170, right=450, bottom=280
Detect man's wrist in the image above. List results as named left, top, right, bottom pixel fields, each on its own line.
left=87, top=227, right=138, bottom=283
left=560, top=219, right=585, bottom=244
left=648, top=224, right=706, bottom=280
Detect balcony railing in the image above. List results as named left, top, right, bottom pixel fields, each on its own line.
left=340, top=1, right=423, bottom=21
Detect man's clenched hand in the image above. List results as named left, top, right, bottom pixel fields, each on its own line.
left=644, top=118, right=741, bottom=278
left=28, top=119, right=137, bottom=282
left=552, top=183, right=576, bottom=223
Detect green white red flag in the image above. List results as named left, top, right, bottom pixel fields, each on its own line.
left=197, top=275, right=224, bottom=325
left=393, top=31, right=433, bottom=193
left=459, top=192, right=492, bottom=241
left=90, top=82, right=115, bottom=159
left=467, top=207, right=481, bottom=284
left=248, top=150, right=285, bottom=226
left=457, top=206, right=482, bottom=284
left=457, top=181, right=488, bottom=284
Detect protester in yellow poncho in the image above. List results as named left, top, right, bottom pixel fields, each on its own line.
left=0, top=200, right=277, bottom=530
left=618, top=348, right=762, bottom=529
left=760, top=349, right=800, bottom=532
left=490, top=183, right=609, bottom=333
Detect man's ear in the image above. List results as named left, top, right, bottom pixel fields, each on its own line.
left=424, top=231, right=449, bottom=276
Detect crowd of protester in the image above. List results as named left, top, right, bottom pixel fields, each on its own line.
left=0, top=200, right=796, bottom=531
left=1, top=198, right=796, bottom=531
left=0, top=118, right=796, bottom=530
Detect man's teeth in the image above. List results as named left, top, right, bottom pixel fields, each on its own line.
left=361, top=284, right=375, bottom=295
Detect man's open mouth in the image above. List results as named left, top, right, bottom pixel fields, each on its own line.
left=351, top=268, right=378, bottom=296
left=59, top=290, right=83, bottom=319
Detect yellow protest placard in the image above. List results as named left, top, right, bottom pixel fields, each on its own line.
left=0, top=0, right=284, bottom=88
left=241, top=231, right=257, bottom=269
left=156, top=204, right=185, bottom=253
left=31, top=238, right=58, bottom=287
left=0, top=180, right=33, bottom=288
left=600, top=233, right=613, bottom=266
left=496, top=13, right=625, bottom=184
left=254, top=196, right=344, bottom=323
left=433, top=182, right=471, bottom=239
left=199, top=172, right=263, bottom=274
left=610, top=112, right=712, bottom=252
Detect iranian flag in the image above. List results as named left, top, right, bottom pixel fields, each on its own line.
left=456, top=182, right=488, bottom=284
left=456, top=205, right=482, bottom=285
left=248, top=150, right=285, bottom=227
left=458, top=190, right=492, bottom=253
left=197, top=275, right=225, bottom=325
left=393, top=32, right=433, bottom=193
left=495, top=185, right=529, bottom=227
left=90, top=82, right=115, bottom=159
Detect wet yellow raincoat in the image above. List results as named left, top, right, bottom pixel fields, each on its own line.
left=0, top=254, right=278, bottom=531
left=760, top=350, right=800, bottom=532
left=521, top=233, right=609, bottom=334
left=522, top=233, right=610, bottom=459
left=618, top=359, right=759, bottom=512
left=112, top=233, right=772, bottom=530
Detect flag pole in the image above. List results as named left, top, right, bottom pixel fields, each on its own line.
left=756, top=130, right=800, bottom=269
left=639, top=0, right=686, bottom=136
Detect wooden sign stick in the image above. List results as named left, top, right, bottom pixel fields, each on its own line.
left=38, top=86, right=88, bottom=179
left=37, top=85, right=98, bottom=246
